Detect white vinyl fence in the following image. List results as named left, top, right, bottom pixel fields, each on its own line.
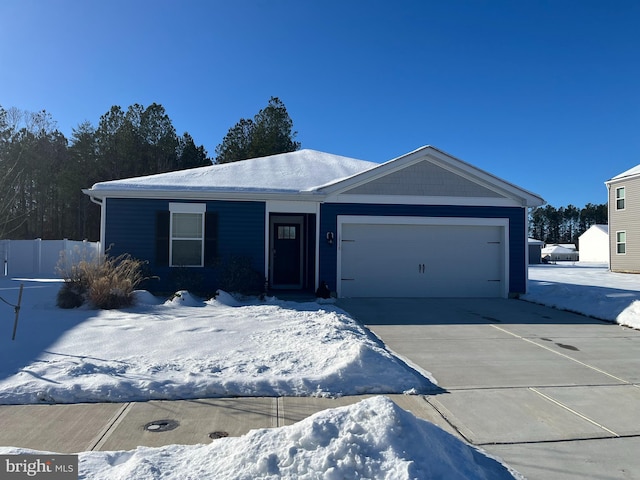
left=0, top=239, right=100, bottom=277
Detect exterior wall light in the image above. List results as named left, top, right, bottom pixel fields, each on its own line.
left=326, top=232, right=334, bottom=245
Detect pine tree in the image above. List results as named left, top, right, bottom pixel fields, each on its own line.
left=215, top=97, right=300, bottom=164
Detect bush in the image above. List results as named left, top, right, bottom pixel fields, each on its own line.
left=57, top=253, right=147, bottom=309
left=217, top=256, right=264, bottom=295
left=169, top=267, right=206, bottom=297
left=56, top=283, right=85, bottom=309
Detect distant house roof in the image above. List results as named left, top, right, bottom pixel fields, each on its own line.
left=542, top=245, right=577, bottom=254
left=528, top=238, right=544, bottom=245
left=608, top=164, right=640, bottom=182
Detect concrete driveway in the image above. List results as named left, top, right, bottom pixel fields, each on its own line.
left=336, top=297, right=640, bottom=480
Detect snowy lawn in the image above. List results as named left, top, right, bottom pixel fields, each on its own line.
left=0, top=280, right=434, bottom=405
left=523, top=262, right=640, bottom=329
left=0, top=278, right=524, bottom=479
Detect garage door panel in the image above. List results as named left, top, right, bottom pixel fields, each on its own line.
left=340, top=222, right=505, bottom=298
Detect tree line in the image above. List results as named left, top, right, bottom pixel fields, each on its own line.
left=0, top=97, right=299, bottom=241
left=2, top=95, right=605, bottom=247
left=529, top=203, right=608, bottom=245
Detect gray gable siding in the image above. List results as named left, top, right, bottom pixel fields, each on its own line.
left=105, top=198, right=265, bottom=294
left=608, top=177, right=640, bottom=273
left=342, top=161, right=504, bottom=198
left=318, top=203, right=527, bottom=295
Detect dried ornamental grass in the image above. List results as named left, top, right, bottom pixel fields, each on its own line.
left=57, top=252, right=147, bottom=309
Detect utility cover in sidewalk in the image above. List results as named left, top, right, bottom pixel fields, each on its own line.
left=144, top=419, right=179, bottom=432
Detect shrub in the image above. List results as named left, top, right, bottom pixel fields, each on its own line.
left=56, top=283, right=85, bottom=309
left=57, top=253, right=147, bottom=309
left=169, top=267, right=206, bottom=297
left=217, top=256, right=264, bottom=295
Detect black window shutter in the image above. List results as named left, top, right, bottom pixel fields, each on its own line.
left=156, top=211, right=170, bottom=266
left=205, top=212, right=218, bottom=267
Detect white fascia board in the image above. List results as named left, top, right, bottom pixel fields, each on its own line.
left=327, top=193, right=524, bottom=207
left=266, top=200, right=319, bottom=214
left=83, top=188, right=325, bottom=203
left=169, top=202, right=206, bottom=213
left=423, top=151, right=543, bottom=206
left=337, top=215, right=509, bottom=227
left=605, top=173, right=640, bottom=186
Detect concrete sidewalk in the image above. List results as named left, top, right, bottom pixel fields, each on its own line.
left=338, top=297, right=640, bottom=480
left=0, top=394, right=461, bottom=453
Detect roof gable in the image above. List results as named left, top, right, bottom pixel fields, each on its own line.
left=579, top=224, right=609, bottom=238
left=339, top=160, right=505, bottom=198
left=319, top=146, right=544, bottom=207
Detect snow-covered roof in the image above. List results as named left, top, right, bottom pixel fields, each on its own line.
left=542, top=245, right=577, bottom=254
left=88, top=149, right=377, bottom=195
left=608, top=164, right=640, bottom=182
left=84, top=146, right=543, bottom=206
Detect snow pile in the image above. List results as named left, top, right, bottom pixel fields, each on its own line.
left=0, top=396, right=522, bottom=480
left=524, top=263, right=640, bottom=329
left=0, top=281, right=434, bottom=404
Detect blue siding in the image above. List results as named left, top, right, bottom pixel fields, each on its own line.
left=319, top=203, right=527, bottom=295
left=105, top=198, right=265, bottom=293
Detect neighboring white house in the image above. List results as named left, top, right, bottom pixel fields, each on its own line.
left=542, top=244, right=579, bottom=262
left=578, top=225, right=609, bottom=263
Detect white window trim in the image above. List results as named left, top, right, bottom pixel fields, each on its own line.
left=169, top=203, right=206, bottom=267
left=169, top=202, right=206, bottom=214
left=616, top=230, right=627, bottom=255
left=615, top=187, right=626, bottom=211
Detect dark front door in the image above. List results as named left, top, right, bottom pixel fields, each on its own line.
left=273, top=223, right=301, bottom=286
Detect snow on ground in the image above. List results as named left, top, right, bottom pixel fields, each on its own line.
left=523, top=262, right=640, bottom=329
left=5, top=263, right=634, bottom=479
left=0, top=280, right=434, bottom=405
left=0, top=397, right=522, bottom=480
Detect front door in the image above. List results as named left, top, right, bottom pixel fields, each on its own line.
left=271, top=220, right=303, bottom=288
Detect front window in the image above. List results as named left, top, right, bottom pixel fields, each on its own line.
left=616, top=231, right=626, bottom=255
left=616, top=187, right=625, bottom=210
left=170, top=203, right=205, bottom=266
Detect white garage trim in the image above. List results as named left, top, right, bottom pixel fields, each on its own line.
left=336, top=216, right=510, bottom=298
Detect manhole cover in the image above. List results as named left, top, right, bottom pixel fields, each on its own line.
left=209, top=431, right=229, bottom=440
left=144, top=419, right=179, bottom=432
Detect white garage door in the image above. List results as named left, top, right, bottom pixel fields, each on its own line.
left=339, top=218, right=506, bottom=298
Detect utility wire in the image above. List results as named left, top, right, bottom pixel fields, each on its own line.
left=0, top=294, right=19, bottom=309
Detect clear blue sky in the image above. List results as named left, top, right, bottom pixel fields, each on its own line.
left=1, top=0, right=638, bottom=208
